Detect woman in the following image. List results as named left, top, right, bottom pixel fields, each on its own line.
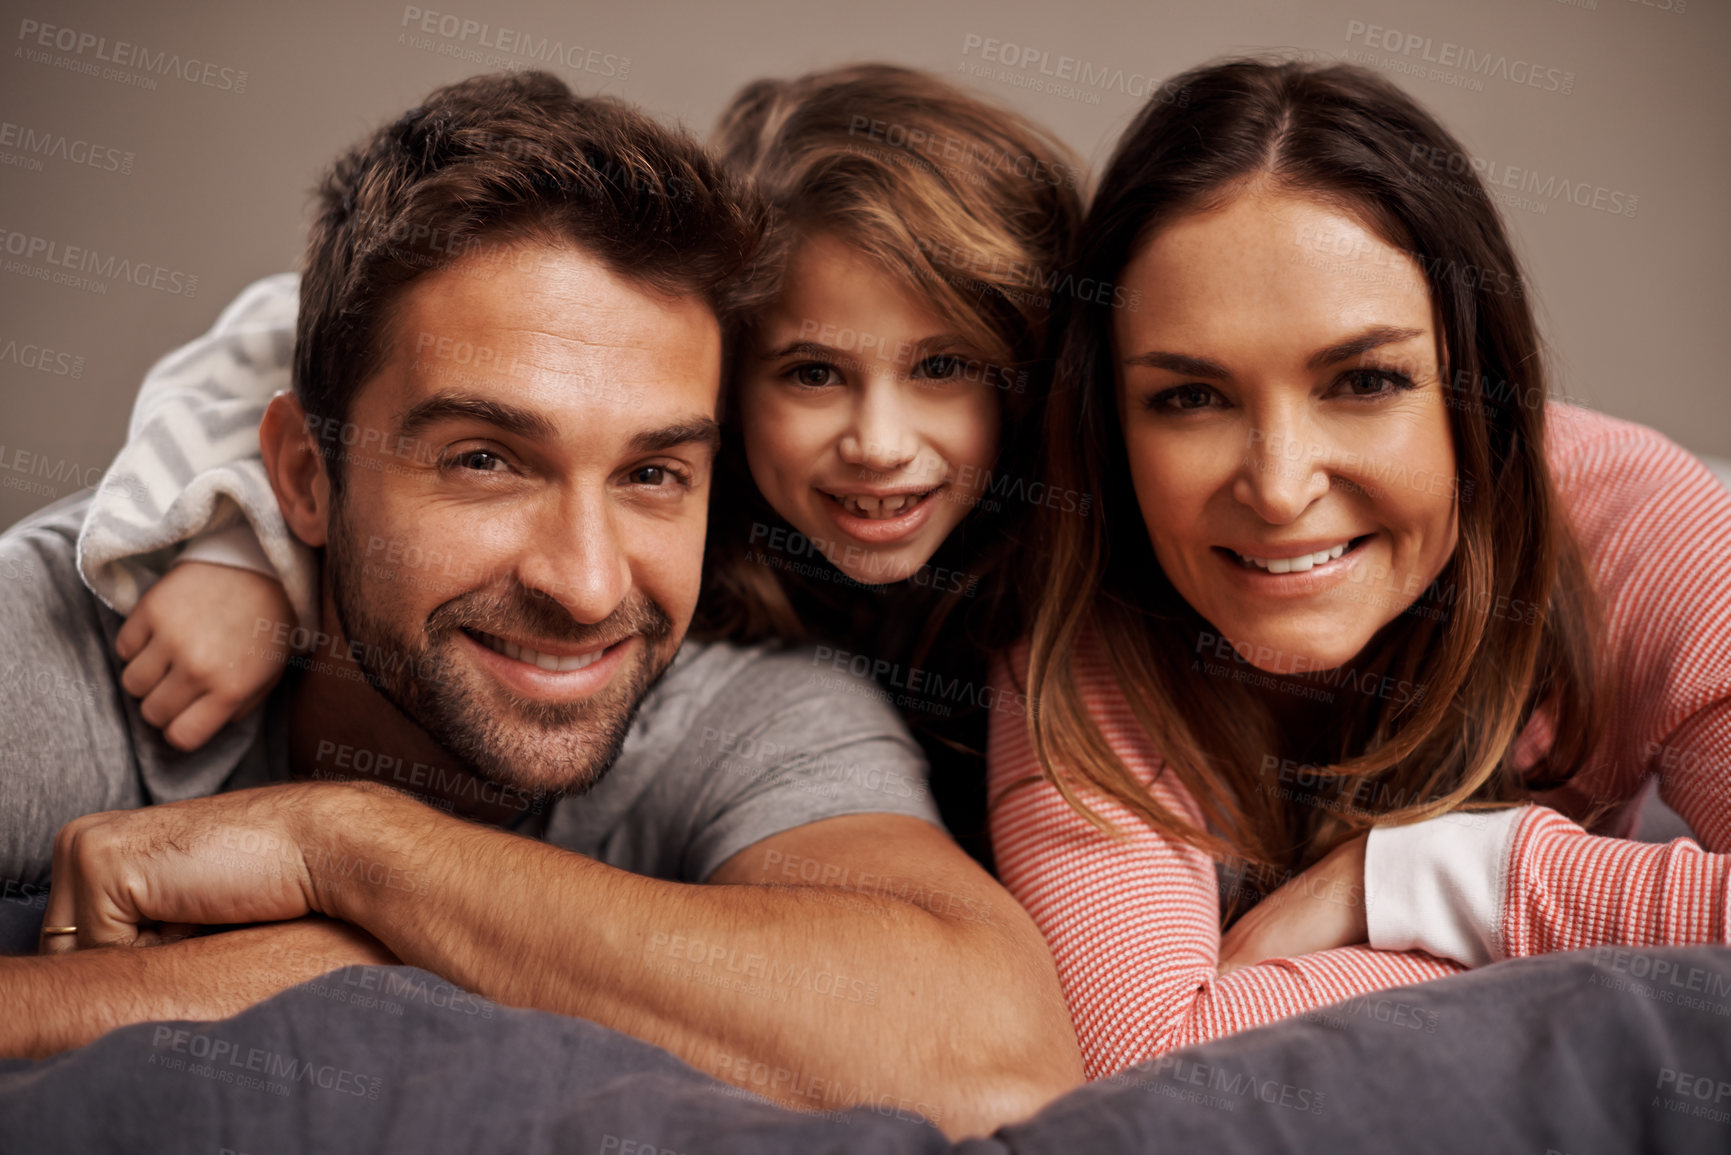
left=80, top=65, right=1082, bottom=868
left=990, top=57, right=1731, bottom=1078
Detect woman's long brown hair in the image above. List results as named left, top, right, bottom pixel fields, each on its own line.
left=1020, top=59, right=1605, bottom=884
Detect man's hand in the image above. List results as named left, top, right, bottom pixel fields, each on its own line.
left=1217, top=834, right=1369, bottom=975
left=41, top=783, right=332, bottom=953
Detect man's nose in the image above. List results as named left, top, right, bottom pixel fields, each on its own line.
left=514, top=487, right=631, bottom=624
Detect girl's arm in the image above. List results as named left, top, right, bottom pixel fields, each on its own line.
left=78, top=273, right=316, bottom=633
left=987, top=649, right=1463, bottom=1081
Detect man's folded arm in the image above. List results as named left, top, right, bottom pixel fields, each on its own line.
left=0, top=917, right=394, bottom=1059
left=317, top=791, right=1082, bottom=1139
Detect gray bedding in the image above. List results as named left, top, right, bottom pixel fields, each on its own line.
left=4, top=944, right=1729, bottom=1154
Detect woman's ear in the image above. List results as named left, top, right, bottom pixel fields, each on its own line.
left=259, top=390, right=331, bottom=548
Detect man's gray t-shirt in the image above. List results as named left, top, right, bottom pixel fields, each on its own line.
left=0, top=492, right=939, bottom=952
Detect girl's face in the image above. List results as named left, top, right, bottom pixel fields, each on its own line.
left=1113, top=188, right=1459, bottom=675
left=738, top=232, right=1001, bottom=585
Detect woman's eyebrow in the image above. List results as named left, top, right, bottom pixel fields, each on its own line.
left=1305, top=325, right=1428, bottom=370
left=1123, top=350, right=1232, bottom=380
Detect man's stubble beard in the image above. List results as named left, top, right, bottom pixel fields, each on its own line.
left=325, top=498, right=679, bottom=798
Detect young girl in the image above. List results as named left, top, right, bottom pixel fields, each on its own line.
left=989, top=57, right=1731, bottom=1077
left=78, top=65, right=1083, bottom=867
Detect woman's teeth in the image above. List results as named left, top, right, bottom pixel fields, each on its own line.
left=1237, top=542, right=1349, bottom=574
left=475, top=630, right=603, bottom=671
left=833, top=491, right=929, bottom=519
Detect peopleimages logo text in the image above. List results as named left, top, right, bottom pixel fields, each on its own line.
left=16, top=19, right=248, bottom=93
left=1344, top=20, right=1574, bottom=94
left=0, top=228, right=198, bottom=297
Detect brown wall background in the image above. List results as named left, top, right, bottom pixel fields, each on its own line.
left=2, top=0, right=1726, bottom=529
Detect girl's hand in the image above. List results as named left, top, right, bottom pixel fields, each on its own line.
left=1217, top=833, right=1369, bottom=975
left=115, top=561, right=294, bottom=752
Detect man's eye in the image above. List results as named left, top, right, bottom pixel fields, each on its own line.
left=1148, top=384, right=1220, bottom=412
left=630, top=465, right=678, bottom=486
left=789, top=363, right=839, bottom=388
left=450, top=450, right=508, bottom=473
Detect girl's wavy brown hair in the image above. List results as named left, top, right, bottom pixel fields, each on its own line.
left=691, top=64, right=1084, bottom=650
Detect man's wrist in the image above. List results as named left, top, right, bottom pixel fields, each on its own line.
left=293, top=780, right=413, bottom=925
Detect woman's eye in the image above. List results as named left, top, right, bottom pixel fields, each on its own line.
left=1337, top=369, right=1416, bottom=398
left=1149, top=384, right=1219, bottom=412
left=790, top=363, right=839, bottom=388
left=449, top=450, right=508, bottom=473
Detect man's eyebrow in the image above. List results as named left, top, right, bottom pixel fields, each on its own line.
left=627, top=417, right=721, bottom=455
left=1305, top=325, right=1428, bottom=370
left=394, top=394, right=558, bottom=442
left=1123, top=350, right=1233, bottom=380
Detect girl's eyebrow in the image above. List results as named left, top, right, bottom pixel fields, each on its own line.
left=760, top=334, right=979, bottom=362
left=760, top=340, right=845, bottom=361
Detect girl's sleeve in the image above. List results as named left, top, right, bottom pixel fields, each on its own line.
left=986, top=650, right=1463, bottom=1081
left=1364, top=410, right=1731, bottom=966
left=77, top=273, right=317, bottom=632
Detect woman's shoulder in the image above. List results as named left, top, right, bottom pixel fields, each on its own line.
left=1544, top=403, right=1727, bottom=547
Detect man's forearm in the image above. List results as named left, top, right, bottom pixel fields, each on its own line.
left=2, top=918, right=395, bottom=1060
left=311, top=788, right=1080, bottom=1136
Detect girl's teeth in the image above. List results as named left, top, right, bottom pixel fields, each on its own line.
left=478, top=631, right=603, bottom=672
left=840, top=493, right=921, bottom=519
left=1238, top=541, right=1351, bottom=572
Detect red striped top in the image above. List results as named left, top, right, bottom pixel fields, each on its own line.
left=987, top=404, right=1731, bottom=1078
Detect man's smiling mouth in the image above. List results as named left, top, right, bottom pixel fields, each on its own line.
left=466, top=628, right=608, bottom=672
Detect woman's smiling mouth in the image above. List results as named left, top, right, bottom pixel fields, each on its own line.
left=1218, top=535, right=1371, bottom=574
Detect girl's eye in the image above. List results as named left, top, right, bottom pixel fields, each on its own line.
left=914, top=353, right=963, bottom=380
left=1147, top=384, right=1221, bottom=412
left=789, top=363, right=839, bottom=388
left=1336, top=369, right=1417, bottom=399
left=449, top=450, right=509, bottom=473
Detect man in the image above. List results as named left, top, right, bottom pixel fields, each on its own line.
left=0, top=71, right=1080, bottom=1138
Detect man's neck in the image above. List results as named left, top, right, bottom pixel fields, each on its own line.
left=282, top=606, right=538, bottom=829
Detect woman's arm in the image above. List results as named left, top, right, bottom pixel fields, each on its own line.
left=987, top=650, right=1463, bottom=1081
left=1358, top=410, right=1731, bottom=967
left=77, top=273, right=317, bottom=633
left=1362, top=706, right=1731, bottom=966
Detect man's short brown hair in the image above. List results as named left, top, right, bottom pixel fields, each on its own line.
left=294, top=70, right=764, bottom=481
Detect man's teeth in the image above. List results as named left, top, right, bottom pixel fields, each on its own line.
left=1237, top=542, right=1350, bottom=574
left=476, top=631, right=603, bottom=672
left=837, top=492, right=926, bottom=519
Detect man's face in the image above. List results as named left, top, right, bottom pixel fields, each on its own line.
left=322, top=240, right=721, bottom=796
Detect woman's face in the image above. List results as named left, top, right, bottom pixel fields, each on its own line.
left=738, top=232, right=1001, bottom=585
left=1114, top=188, right=1459, bottom=674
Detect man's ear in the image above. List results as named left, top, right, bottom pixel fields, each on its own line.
left=259, top=391, right=331, bottom=548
